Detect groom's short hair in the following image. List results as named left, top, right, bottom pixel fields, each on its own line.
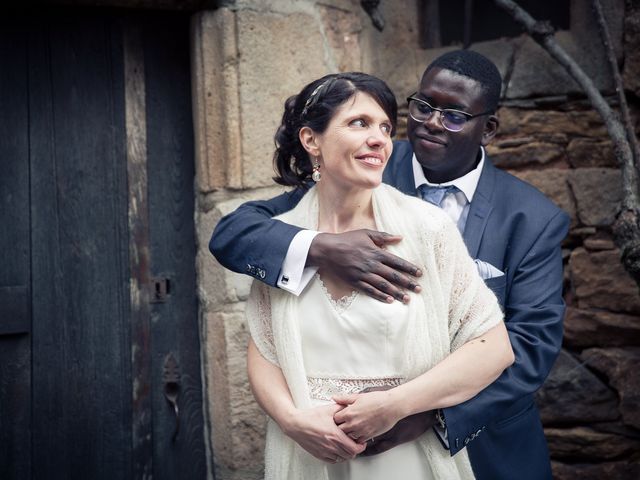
left=425, top=50, right=502, bottom=112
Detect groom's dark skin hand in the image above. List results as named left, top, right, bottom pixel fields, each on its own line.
left=307, top=230, right=423, bottom=304
left=311, top=233, right=431, bottom=454
left=353, top=385, right=436, bottom=457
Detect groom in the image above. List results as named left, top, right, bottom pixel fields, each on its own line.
left=210, top=50, right=569, bottom=479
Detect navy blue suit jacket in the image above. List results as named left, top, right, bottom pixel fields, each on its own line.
left=210, top=140, right=570, bottom=480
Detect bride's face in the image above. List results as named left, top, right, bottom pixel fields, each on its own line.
left=313, top=92, right=393, bottom=191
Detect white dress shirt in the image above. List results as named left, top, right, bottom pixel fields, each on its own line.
left=411, top=148, right=485, bottom=233
left=277, top=148, right=486, bottom=294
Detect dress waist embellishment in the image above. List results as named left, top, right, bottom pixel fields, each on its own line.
left=307, top=376, right=404, bottom=401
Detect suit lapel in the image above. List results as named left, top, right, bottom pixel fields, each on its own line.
left=398, top=157, right=417, bottom=197
left=388, top=143, right=497, bottom=257
left=396, top=155, right=417, bottom=196
left=385, top=141, right=418, bottom=197
left=463, top=158, right=496, bottom=258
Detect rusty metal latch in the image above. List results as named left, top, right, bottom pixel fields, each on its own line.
left=151, top=277, right=170, bottom=303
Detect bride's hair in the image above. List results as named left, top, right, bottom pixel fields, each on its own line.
left=273, top=72, right=397, bottom=188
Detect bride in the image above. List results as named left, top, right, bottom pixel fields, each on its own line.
left=242, top=72, right=514, bottom=479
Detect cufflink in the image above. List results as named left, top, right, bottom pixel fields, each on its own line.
left=281, top=275, right=289, bottom=285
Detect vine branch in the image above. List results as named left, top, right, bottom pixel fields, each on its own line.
left=592, top=0, right=640, bottom=170
left=493, top=0, right=640, bottom=287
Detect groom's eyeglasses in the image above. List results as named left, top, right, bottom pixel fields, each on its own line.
left=406, top=95, right=493, bottom=132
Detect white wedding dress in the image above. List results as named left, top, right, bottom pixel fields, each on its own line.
left=301, top=274, right=435, bottom=480
left=247, top=184, right=500, bottom=479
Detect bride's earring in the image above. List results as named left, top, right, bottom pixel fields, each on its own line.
left=312, top=157, right=321, bottom=182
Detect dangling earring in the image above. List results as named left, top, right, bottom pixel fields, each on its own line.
left=312, top=157, right=321, bottom=182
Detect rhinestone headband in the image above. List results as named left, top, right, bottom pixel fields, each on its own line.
left=301, top=79, right=330, bottom=118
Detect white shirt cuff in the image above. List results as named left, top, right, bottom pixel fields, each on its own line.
left=277, top=230, right=320, bottom=295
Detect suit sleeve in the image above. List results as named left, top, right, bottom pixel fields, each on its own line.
left=209, top=188, right=306, bottom=287
left=443, top=209, right=570, bottom=455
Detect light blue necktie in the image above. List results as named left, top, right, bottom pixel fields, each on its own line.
left=417, top=184, right=460, bottom=207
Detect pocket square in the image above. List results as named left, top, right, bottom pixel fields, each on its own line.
left=474, top=259, right=504, bottom=280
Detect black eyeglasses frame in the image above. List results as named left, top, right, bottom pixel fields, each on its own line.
left=406, top=94, right=494, bottom=132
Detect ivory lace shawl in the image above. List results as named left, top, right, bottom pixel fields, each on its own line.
left=245, top=184, right=503, bottom=480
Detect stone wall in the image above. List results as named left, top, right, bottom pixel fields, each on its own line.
left=192, top=0, right=640, bottom=478
left=493, top=102, right=640, bottom=478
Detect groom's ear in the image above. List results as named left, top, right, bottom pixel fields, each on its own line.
left=299, top=126, right=321, bottom=157
left=480, top=115, right=499, bottom=146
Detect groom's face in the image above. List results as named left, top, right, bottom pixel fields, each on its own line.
left=407, top=67, right=497, bottom=183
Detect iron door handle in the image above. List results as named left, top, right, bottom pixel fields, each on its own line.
left=163, top=353, right=181, bottom=442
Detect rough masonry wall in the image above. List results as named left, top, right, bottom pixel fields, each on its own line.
left=493, top=103, right=640, bottom=478
left=192, top=1, right=640, bottom=478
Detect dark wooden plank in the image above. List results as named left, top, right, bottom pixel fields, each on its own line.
left=0, top=335, right=31, bottom=479
left=29, top=13, right=132, bottom=480
left=143, top=14, right=207, bottom=479
left=0, top=20, right=32, bottom=480
left=0, top=23, right=30, bottom=289
left=122, top=19, right=154, bottom=480
left=0, top=286, right=30, bottom=335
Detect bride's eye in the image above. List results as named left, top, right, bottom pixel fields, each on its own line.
left=350, top=118, right=367, bottom=127
left=380, top=123, right=392, bottom=135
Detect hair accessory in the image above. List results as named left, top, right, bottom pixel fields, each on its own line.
left=301, top=80, right=329, bottom=118
left=311, top=158, right=321, bottom=182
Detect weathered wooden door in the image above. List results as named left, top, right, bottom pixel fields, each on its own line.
left=0, top=10, right=207, bottom=479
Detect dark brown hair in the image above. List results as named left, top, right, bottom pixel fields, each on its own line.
left=273, top=72, right=397, bottom=188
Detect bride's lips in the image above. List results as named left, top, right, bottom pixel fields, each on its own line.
left=355, top=152, right=386, bottom=167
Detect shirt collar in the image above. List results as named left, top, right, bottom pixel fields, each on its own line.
left=412, top=147, right=485, bottom=203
